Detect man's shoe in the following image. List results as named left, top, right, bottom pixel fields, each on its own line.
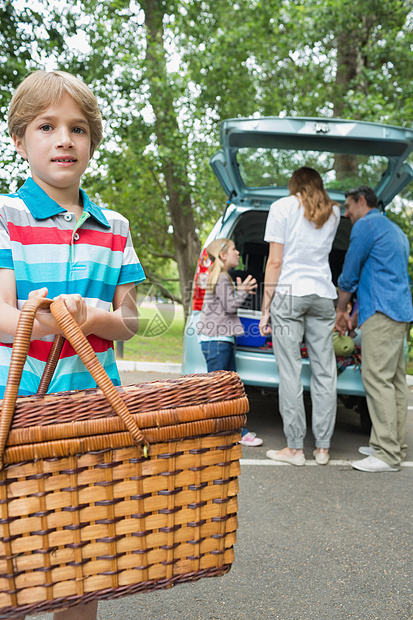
left=351, top=455, right=399, bottom=472
left=266, top=449, right=305, bottom=466
left=358, top=446, right=375, bottom=456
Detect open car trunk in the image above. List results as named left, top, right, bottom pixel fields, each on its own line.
left=228, top=210, right=352, bottom=347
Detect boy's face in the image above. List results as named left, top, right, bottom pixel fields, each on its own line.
left=13, top=93, right=91, bottom=198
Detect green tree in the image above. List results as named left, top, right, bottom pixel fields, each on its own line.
left=178, top=0, right=413, bottom=197
left=75, top=0, right=228, bottom=314
left=0, top=0, right=77, bottom=191
left=178, top=0, right=413, bottom=124
left=2, top=0, right=412, bottom=314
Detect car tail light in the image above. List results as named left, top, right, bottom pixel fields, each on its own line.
left=192, top=248, right=212, bottom=310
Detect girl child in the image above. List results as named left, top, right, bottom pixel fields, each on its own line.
left=197, top=238, right=263, bottom=447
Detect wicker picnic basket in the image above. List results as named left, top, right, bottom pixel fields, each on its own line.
left=0, top=296, right=248, bottom=618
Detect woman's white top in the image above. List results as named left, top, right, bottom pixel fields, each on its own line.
left=264, top=194, right=340, bottom=299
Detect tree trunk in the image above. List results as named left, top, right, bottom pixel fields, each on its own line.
left=142, top=0, right=201, bottom=318
left=333, top=35, right=364, bottom=180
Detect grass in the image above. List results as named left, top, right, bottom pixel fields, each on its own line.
left=118, top=302, right=185, bottom=363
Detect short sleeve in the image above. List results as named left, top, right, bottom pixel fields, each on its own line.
left=0, top=211, right=14, bottom=270
left=118, top=229, right=146, bottom=285
left=264, top=197, right=289, bottom=244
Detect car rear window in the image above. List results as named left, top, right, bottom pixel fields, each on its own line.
left=236, top=147, right=389, bottom=193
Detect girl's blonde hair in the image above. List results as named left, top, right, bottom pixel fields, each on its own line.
left=205, top=238, right=234, bottom=294
left=8, top=70, right=103, bottom=156
left=288, top=166, right=336, bottom=228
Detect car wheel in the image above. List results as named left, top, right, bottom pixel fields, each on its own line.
left=357, top=397, right=372, bottom=433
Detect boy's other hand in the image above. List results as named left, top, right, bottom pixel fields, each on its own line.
left=28, top=287, right=48, bottom=300
left=28, top=287, right=59, bottom=339
left=29, top=286, right=51, bottom=318
left=54, top=293, right=87, bottom=327
left=28, top=291, right=87, bottom=339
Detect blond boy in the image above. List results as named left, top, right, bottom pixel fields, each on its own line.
left=0, top=71, right=146, bottom=619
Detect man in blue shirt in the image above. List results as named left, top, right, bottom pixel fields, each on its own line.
left=336, top=186, right=413, bottom=472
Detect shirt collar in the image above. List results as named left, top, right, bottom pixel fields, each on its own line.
left=364, top=208, right=380, bottom=218
left=17, top=177, right=111, bottom=228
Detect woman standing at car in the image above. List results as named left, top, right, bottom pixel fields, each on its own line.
left=198, top=238, right=263, bottom=447
left=259, top=167, right=340, bottom=466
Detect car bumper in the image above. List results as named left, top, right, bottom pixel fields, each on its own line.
left=182, top=312, right=366, bottom=397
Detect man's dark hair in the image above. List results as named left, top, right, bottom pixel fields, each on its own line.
left=344, top=186, right=378, bottom=209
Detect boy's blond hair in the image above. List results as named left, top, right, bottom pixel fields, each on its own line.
left=8, top=70, right=103, bottom=156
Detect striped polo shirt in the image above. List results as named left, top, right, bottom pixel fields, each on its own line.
left=0, top=177, right=146, bottom=397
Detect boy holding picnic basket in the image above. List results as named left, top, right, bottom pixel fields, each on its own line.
left=0, top=70, right=146, bottom=619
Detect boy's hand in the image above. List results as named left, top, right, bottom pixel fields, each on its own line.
left=54, top=293, right=87, bottom=327
left=28, top=287, right=58, bottom=338
left=28, top=287, right=48, bottom=301
left=29, top=290, right=87, bottom=338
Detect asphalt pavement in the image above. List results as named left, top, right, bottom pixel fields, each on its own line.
left=27, top=367, right=413, bottom=620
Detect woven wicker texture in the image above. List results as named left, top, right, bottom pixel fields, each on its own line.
left=0, top=298, right=248, bottom=618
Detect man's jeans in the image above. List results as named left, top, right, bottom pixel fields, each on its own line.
left=361, top=312, right=408, bottom=468
left=201, top=340, right=236, bottom=372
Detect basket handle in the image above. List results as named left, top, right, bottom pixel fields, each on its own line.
left=0, top=296, right=147, bottom=466
left=36, top=334, right=66, bottom=396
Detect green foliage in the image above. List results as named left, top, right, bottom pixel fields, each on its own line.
left=1, top=0, right=413, bottom=313
left=82, top=136, right=182, bottom=299
left=178, top=0, right=413, bottom=125
left=0, top=0, right=81, bottom=188
left=386, top=203, right=413, bottom=281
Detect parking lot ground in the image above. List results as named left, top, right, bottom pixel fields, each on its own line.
left=117, top=369, right=413, bottom=467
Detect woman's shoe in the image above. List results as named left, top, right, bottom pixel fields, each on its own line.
left=266, top=449, right=305, bottom=466
left=313, top=449, right=330, bottom=465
